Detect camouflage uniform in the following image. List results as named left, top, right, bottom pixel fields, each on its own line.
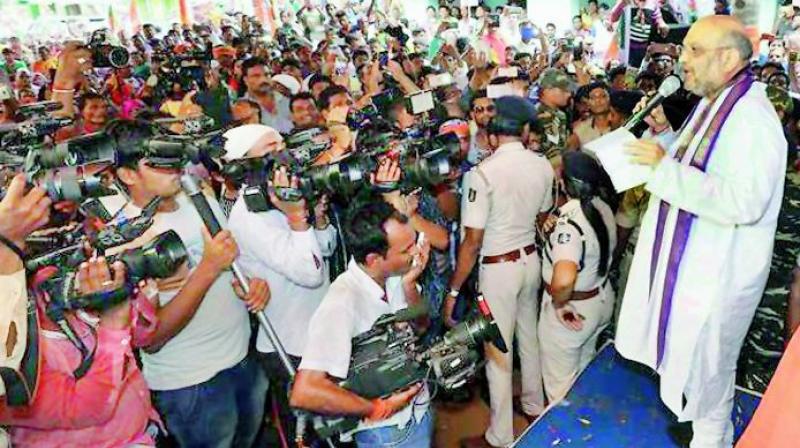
left=536, top=103, right=569, bottom=168
left=738, top=151, right=800, bottom=393
left=611, top=185, right=650, bottom=323
left=535, top=69, right=575, bottom=172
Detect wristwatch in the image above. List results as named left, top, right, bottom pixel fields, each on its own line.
left=448, top=289, right=460, bottom=298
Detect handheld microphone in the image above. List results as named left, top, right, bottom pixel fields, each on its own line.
left=624, top=74, right=682, bottom=132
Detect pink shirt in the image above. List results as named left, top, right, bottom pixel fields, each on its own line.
left=0, top=292, right=161, bottom=447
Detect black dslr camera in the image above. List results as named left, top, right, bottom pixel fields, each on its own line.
left=87, top=29, right=130, bottom=68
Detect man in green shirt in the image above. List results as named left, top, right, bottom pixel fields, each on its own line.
left=536, top=69, right=575, bottom=173
left=1, top=49, right=27, bottom=81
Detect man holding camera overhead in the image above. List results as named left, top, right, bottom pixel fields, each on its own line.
left=446, top=96, right=554, bottom=448
left=225, top=123, right=338, bottom=442
left=291, top=193, right=432, bottom=447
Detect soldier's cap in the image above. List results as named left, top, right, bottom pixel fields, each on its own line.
left=492, top=96, right=538, bottom=134
left=539, top=68, right=576, bottom=92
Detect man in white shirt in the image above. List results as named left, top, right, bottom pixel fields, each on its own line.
left=109, top=121, right=271, bottom=447
left=291, top=196, right=433, bottom=447
left=224, top=124, right=338, bottom=442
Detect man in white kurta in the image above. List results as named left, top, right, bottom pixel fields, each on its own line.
left=618, top=16, right=787, bottom=448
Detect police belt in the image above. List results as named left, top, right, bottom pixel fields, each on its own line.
left=480, top=244, right=537, bottom=265
left=543, top=281, right=599, bottom=301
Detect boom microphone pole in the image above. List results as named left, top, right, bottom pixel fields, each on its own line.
left=180, top=174, right=335, bottom=448
left=180, top=174, right=296, bottom=374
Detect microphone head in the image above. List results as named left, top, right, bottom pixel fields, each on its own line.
left=658, top=75, right=682, bottom=97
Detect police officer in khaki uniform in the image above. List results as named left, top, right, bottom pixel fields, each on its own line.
left=445, top=96, right=555, bottom=448
left=538, top=151, right=616, bottom=402
left=535, top=69, right=575, bottom=172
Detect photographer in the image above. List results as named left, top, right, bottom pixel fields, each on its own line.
left=108, top=120, right=270, bottom=447
left=0, top=258, right=161, bottom=446
left=0, top=174, right=51, bottom=402
left=225, top=124, right=337, bottom=442
left=291, top=195, right=432, bottom=447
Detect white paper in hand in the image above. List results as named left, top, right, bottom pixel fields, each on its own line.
left=584, top=128, right=652, bottom=192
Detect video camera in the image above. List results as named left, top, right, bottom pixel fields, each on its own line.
left=312, top=294, right=507, bottom=438
left=0, top=116, right=74, bottom=155
left=16, top=101, right=64, bottom=121
left=27, top=196, right=187, bottom=378
left=152, top=47, right=213, bottom=92
left=1, top=119, right=225, bottom=207
left=40, top=229, right=187, bottom=378
left=221, top=128, right=459, bottom=211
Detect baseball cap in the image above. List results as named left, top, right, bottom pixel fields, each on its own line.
left=272, top=74, right=301, bottom=95
left=539, top=68, right=576, bottom=92
left=223, top=124, right=283, bottom=161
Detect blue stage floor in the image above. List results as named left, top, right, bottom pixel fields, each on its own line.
left=514, top=344, right=762, bottom=447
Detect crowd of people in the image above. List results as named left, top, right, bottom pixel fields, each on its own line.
left=0, top=0, right=798, bottom=447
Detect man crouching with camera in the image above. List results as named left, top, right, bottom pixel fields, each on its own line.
left=290, top=193, right=433, bottom=447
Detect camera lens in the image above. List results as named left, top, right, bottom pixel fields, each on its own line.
left=114, top=230, right=188, bottom=281
left=108, top=46, right=131, bottom=68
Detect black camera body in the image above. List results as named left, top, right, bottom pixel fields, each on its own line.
left=154, top=48, right=213, bottom=92
left=311, top=294, right=507, bottom=439
left=87, top=29, right=130, bottom=68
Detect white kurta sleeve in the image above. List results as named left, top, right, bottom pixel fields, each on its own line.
left=645, top=98, right=786, bottom=226
left=314, top=224, right=338, bottom=258
left=540, top=160, right=556, bottom=213
left=229, top=206, right=326, bottom=288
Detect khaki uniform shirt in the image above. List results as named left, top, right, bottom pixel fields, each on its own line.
left=461, top=141, right=555, bottom=256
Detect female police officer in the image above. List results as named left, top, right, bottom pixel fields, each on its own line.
left=538, top=151, right=617, bottom=402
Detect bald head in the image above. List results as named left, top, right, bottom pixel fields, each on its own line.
left=691, top=15, right=752, bottom=62
left=680, top=15, right=752, bottom=98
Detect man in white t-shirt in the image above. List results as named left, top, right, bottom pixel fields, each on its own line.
left=291, top=196, right=433, bottom=447
left=109, top=121, right=271, bottom=447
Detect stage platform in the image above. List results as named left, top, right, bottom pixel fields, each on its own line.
left=514, top=344, right=762, bottom=447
